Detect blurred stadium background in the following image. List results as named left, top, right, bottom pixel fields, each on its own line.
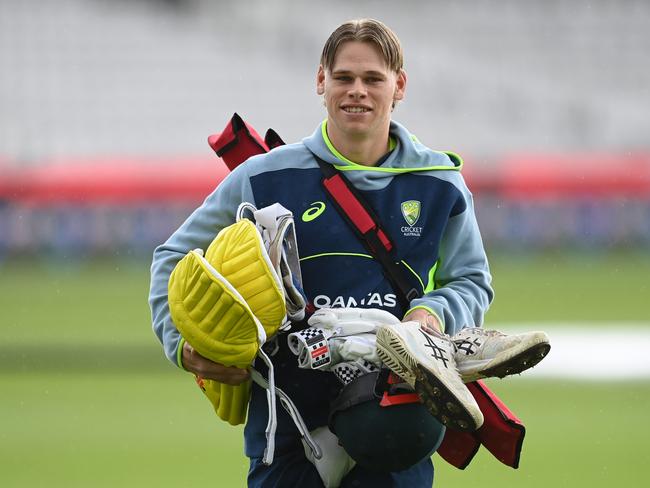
left=1, top=0, right=649, bottom=486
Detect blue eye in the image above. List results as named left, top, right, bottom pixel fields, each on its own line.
left=366, top=76, right=386, bottom=84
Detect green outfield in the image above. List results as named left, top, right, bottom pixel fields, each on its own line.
left=1, top=252, right=649, bottom=487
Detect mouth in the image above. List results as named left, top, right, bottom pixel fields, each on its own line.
left=341, top=106, right=371, bottom=114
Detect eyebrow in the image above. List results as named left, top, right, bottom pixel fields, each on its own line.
left=331, top=69, right=387, bottom=78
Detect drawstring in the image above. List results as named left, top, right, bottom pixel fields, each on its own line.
left=250, top=368, right=323, bottom=464
left=255, top=348, right=278, bottom=465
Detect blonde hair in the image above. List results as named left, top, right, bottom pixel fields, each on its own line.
left=320, top=19, right=404, bottom=73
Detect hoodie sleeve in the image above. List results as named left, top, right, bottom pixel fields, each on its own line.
left=406, top=183, right=494, bottom=337
left=148, top=164, right=256, bottom=367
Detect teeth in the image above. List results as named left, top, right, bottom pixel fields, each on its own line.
left=344, top=107, right=368, bottom=113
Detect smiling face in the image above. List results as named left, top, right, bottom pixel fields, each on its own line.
left=316, top=41, right=406, bottom=150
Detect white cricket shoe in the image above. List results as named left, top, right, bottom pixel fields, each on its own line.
left=452, top=328, right=551, bottom=383
left=376, top=321, right=484, bottom=432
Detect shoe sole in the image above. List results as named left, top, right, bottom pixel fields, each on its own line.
left=477, top=341, right=551, bottom=380
left=376, top=327, right=481, bottom=432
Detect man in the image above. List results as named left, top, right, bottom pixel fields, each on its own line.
left=150, top=19, right=546, bottom=486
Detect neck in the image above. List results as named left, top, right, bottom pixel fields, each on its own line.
left=324, top=120, right=391, bottom=166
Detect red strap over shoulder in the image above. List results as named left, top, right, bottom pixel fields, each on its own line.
left=322, top=174, right=393, bottom=252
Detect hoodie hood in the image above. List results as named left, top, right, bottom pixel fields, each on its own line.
left=302, top=120, right=463, bottom=177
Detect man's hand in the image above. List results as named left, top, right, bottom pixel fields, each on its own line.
left=181, top=342, right=250, bottom=385
left=403, top=309, right=443, bottom=335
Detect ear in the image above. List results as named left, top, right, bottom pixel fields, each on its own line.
left=316, top=65, right=326, bottom=95
left=393, top=69, right=407, bottom=102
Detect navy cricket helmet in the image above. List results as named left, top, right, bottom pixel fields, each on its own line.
left=329, top=370, right=446, bottom=472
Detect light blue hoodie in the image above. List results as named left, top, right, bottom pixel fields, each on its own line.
left=148, top=119, right=493, bottom=460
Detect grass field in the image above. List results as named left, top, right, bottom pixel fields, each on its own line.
left=1, top=252, right=649, bottom=487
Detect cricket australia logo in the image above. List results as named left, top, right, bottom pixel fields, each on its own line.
left=400, top=200, right=423, bottom=237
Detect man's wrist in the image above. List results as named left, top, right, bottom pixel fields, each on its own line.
left=403, top=308, right=443, bottom=334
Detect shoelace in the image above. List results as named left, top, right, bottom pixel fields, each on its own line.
left=475, top=328, right=503, bottom=336
left=451, top=328, right=507, bottom=357
left=454, top=328, right=506, bottom=339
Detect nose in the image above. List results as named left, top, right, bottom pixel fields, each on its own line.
left=348, top=77, right=367, bottom=98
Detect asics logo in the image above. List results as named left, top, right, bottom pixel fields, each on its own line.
left=302, top=201, right=326, bottom=222
left=454, top=338, right=482, bottom=356
left=420, top=330, right=450, bottom=368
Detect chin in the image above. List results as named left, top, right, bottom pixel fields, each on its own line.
left=339, top=119, right=373, bottom=133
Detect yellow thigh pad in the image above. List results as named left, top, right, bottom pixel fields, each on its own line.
left=169, top=219, right=291, bottom=425
left=168, top=250, right=260, bottom=368
left=195, top=376, right=252, bottom=426
left=206, top=219, right=287, bottom=338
